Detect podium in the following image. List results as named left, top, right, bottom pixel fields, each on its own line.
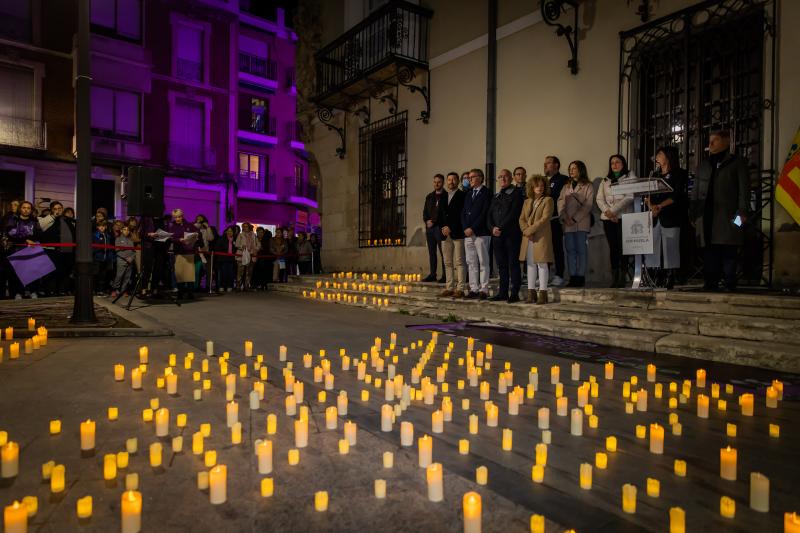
left=610, top=178, right=673, bottom=289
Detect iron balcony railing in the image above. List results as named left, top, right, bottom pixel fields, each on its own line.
left=168, top=142, right=216, bottom=170
left=239, top=52, right=277, bottom=81
left=243, top=116, right=277, bottom=137
left=0, top=115, right=46, bottom=150
left=313, top=0, right=432, bottom=101
left=287, top=177, right=317, bottom=201
left=238, top=170, right=275, bottom=193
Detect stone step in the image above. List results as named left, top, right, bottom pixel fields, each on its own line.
left=655, top=334, right=800, bottom=374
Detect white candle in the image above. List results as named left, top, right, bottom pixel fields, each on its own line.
left=570, top=408, right=583, bottom=436
left=337, top=392, right=348, bottom=416
left=256, top=439, right=272, bottom=474
left=375, top=479, right=387, bottom=499
left=463, top=491, right=481, bottom=533
left=571, top=362, right=580, bottom=381
left=381, top=404, right=393, bottom=432
left=400, top=421, right=414, bottom=446
left=279, top=345, right=287, bottom=361
left=326, top=406, right=338, bottom=430
left=209, top=465, right=227, bottom=504
left=244, top=340, right=253, bottom=357
left=295, top=418, right=308, bottom=448
left=432, top=410, right=444, bottom=433
left=418, top=435, right=433, bottom=468
left=226, top=401, right=238, bottom=428
left=426, top=463, right=443, bottom=502
left=120, top=491, right=142, bottom=533
left=249, top=390, right=260, bottom=410
left=537, top=407, right=550, bottom=429
left=750, top=472, right=769, bottom=512
left=80, top=420, right=95, bottom=451
left=1, top=441, right=19, bottom=478
left=4, top=500, right=27, bottom=533
left=344, top=420, right=357, bottom=445
left=155, top=408, right=169, bottom=437
left=131, top=368, right=142, bottom=390
left=166, top=373, right=177, bottom=395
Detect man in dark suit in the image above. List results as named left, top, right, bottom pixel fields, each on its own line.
left=544, top=155, right=567, bottom=286
left=488, top=169, right=524, bottom=302
left=422, top=174, right=446, bottom=282
left=461, top=168, right=492, bottom=299
left=437, top=172, right=466, bottom=297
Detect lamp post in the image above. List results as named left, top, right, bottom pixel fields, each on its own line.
left=71, top=0, right=96, bottom=324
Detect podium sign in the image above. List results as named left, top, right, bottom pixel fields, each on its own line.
left=622, top=211, right=653, bottom=255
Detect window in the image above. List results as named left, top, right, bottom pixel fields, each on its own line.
left=0, top=0, right=32, bottom=43
left=358, top=112, right=407, bottom=247
left=250, top=98, right=266, bottom=133
left=91, top=0, right=142, bottom=42
left=170, top=98, right=205, bottom=167
left=91, top=86, right=141, bottom=141
left=238, top=152, right=269, bottom=192
left=175, top=23, right=204, bottom=81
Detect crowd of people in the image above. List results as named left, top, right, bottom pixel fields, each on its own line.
left=424, top=129, right=750, bottom=304
left=0, top=202, right=323, bottom=300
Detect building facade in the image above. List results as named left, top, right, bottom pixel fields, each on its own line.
left=0, top=0, right=315, bottom=234
left=304, top=0, right=800, bottom=287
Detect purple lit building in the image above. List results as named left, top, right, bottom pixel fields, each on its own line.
left=0, top=0, right=315, bottom=233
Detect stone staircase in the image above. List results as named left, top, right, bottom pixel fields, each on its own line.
left=270, top=275, right=800, bottom=374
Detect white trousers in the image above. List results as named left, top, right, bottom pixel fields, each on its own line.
left=645, top=222, right=681, bottom=269
left=526, top=244, right=549, bottom=290
left=464, top=235, right=490, bottom=293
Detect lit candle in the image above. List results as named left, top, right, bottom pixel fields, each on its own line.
left=418, top=435, right=433, bottom=468
left=570, top=408, right=583, bottom=436
left=116, top=452, right=129, bottom=469
left=740, top=393, right=754, bottom=416
left=537, top=407, right=550, bottom=429
left=606, top=436, right=617, bottom=452
left=344, top=420, right=357, bottom=446
left=669, top=507, right=685, bottom=533
left=197, top=471, right=209, bottom=490
left=550, top=365, right=560, bottom=384
left=76, top=496, right=92, bottom=519
left=766, top=386, right=778, bottom=408
left=501, top=428, right=513, bottom=451
left=226, top=401, right=238, bottom=428
left=381, top=404, right=394, bottom=432
left=622, top=484, right=637, bottom=514
left=646, top=364, right=656, bottom=382
left=80, top=420, right=95, bottom=451
left=155, top=408, right=169, bottom=437
left=126, top=438, right=138, bottom=453
left=636, top=389, right=647, bottom=411
left=674, top=459, right=687, bottom=477
left=595, top=452, right=608, bottom=469
left=266, top=413, right=277, bottom=435
left=556, top=397, right=568, bottom=416
left=9, top=343, right=19, bottom=359
left=4, top=500, right=27, bottom=533
left=50, top=464, right=65, bottom=493
left=579, top=463, right=593, bottom=491
left=785, top=513, right=800, bottom=533
left=646, top=477, right=660, bottom=498
left=325, top=406, right=338, bottom=430
left=697, top=394, right=709, bottom=418
left=400, top=421, right=414, bottom=446
left=649, top=423, right=664, bottom=454
left=114, top=364, right=125, bottom=382
left=463, top=491, right=482, bottom=533
left=206, top=341, right=214, bottom=357
left=192, top=432, right=204, bottom=455
left=720, top=496, right=735, bottom=518
left=635, top=425, right=646, bottom=439
left=750, top=472, right=769, bottom=512
left=121, top=491, right=142, bottom=533
left=531, top=515, right=545, bottom=533
left=432, top=410, right=444, bottom=433
left=314, top=491, right=328, bottom=512
left=209, top=464, right=227, bottom=504
left=295, top=418, right=308, bottom=448
left=535, top=443, right=547, bottom=466
left=150, top=442, right=162, bottom=467
left=459, top=439, right=470, bottom=455
left=476, top=466, right=488, bottom=485
left=426, top=463, right=443, bottom=502
left=261, top=478, right=274, bottom=498
left=172, top=436, right=182, bottom=453
left=231, top=422, right=242, bottom=445
left=49, top=419, right=61, bottom=435
left=696, top=368, right=706, bottom=387
left=256, top=439, right=273, bottom=474
left=338, top=439, right=349, bottom=455
left=486, top=404, right=498, bottom=427
left=166, top=373, right=177, bottom=395
left=571, top=362, right=580, bottom=381
left=531, top=464, right=544, bottom=483
left=103, top=453, right=117, bottom=480
left=720, top=446, right=737, bottom=481
left=279, top=345, right=287, bottom=361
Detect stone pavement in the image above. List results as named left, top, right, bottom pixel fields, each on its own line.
left=1, top=293, right=798, bottom=532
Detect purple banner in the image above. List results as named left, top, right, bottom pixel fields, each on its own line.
left=7, top=245, right=56, bottom=287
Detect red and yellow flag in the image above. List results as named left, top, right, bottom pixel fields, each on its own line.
left=776, top=127, right=800, bottom=225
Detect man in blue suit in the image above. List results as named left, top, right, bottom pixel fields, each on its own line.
left=461, top=168, right=492, bottom=299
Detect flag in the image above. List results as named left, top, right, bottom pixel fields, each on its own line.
left=7, top=245, right=56, bottom=287
left=776, top=127, right=800, bottom=225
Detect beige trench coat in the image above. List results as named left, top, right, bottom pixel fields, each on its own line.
left=518, top=196, right=555, bottom=263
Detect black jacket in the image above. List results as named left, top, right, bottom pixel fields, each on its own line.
left=461, top=186, right=492, bottom=236
left=487, top=185, right=524, bottom=235
left=549, top=172, right=568, bottom=216
left=423, top=190, right=445, bottom=227
left=650, top=168, right=688, bottom=229
left=437, top=189, right=465, bottom=239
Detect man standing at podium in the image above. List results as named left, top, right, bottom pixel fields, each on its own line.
left=691, top=129, right=749, bottom=291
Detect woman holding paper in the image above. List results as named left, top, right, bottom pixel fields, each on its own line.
left=597, top=154, right=636, bottom=287
left=167, top=208, right=201, bottom=299
left=235, top=222, right=260, bottom=291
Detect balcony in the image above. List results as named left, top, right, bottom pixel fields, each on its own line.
left=239, top=52, right=278, bottom=91
left=0, top=115, right=46, bottom=150
left=312, top=0, right=432, bottom=109
left=286, top=120, right=304, bottom=150
left=168, top=142, right=216, bottom=170
left=91, top=137, right=151, bottom=161
left=238, top=170, right=275, bottom=194
left=238, top=117, right=277, bottom=145
left=287, top=177, right=317, bottom=208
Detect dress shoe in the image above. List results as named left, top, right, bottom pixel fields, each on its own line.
left=437, top=276, right=446, bottom=283
left=422, top=274, right=437, bottom=282
left=507, top=294, right=520, bottom=303
left=488, top=294, right=506, bottom=301
left=465, top=291, right=479, bottom=299
left=526, top=289, right=536, bottom=303
left=452, top=290, right=465, bottom=298
left=478, top=292, right=488, bottom=300
left=439, top=289, right=454, bottom=297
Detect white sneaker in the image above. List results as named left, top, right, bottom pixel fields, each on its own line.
left=14, top=294, right=22, bottom=300
left=30, top=292, right=38, bottom=299
left=549, top=275, right=564, bottom=287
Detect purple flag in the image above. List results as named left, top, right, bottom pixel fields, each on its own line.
left=7, top=245, right=56, bottom=287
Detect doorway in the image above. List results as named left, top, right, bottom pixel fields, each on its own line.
left=0, top=169, right=25, bottom=218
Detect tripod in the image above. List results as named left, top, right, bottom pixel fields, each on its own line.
left=115, top=248, right=180, bottom=309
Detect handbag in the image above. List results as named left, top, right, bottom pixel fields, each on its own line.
left=240, top=248, right=251, bottom=266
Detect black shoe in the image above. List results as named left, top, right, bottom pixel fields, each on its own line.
left=488, top=294, right=507, bottom=301
left=565, top=277, right=577, bottom=287
left=575, top=276, right=586, bottom=287
left=507, top=294, right=520, bottom=303
left=422, top=274, right=437, bottom=282
left=465, top=291, right=479, bottom=299
left=479, top=292, right=488, bottom=300
left=437, top=276, right=446, bottom=283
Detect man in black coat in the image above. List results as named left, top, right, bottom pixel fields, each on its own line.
left=544, top=155, right=567, bottom=286
left=422, top=174, right=446, bottom=282
left=690, top=129, right=749, bottom=291
left=461, top=168, right=492, bottom=299
left=437, top=172, right=467, bottom=297
left=487, top=169, right=524, bottom=302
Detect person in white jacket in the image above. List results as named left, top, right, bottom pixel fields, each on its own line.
left=596, top=154, right=636, bottom=287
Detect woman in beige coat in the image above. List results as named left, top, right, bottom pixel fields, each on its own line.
left=557, top=160, right=595, bottom=287
left=519, top=175, right=554, bottom=304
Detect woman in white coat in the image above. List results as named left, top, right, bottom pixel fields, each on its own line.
left=596, top=154, right=636, bottom=287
